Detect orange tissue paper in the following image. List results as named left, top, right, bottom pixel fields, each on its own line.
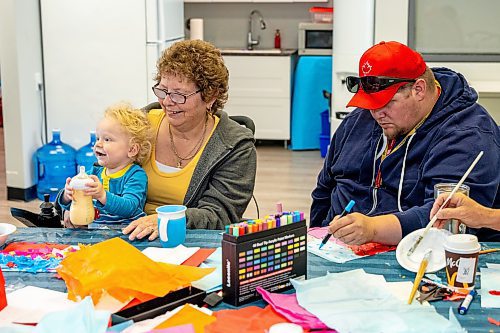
left=56, top=237, right=214, bottom=304
left=154, top=304, right=216, bottom=332
left=205, top=306, right=290, bottom=333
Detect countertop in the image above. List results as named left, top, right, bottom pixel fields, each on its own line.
left=220, top=48, right=297, bottom=56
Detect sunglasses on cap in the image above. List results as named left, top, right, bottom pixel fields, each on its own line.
left=346, top=76, right=416, bottom=94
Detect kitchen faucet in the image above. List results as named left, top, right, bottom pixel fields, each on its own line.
left=247, top=10, right=266, bottom=50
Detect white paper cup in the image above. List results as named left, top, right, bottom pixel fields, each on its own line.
left=444, top=234, right=480, bottom=290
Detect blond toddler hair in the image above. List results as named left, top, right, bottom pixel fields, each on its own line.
left=104, top=102, right=153, bottom=165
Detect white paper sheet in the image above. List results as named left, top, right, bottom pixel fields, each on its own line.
left=192, top=248, right=222, bottom=292
left=291, top=269, right=465, bottom=333
left=307, top=237, right=362, bottom=263
left=480, top=266, right=500, bottom=308
left=141, top=245, right=200, bottom=265
left=94, top=290, right=133, bottom=313
left=0, top=286, right=77, bottom=325
left=486, top=263, right=500, bottom=269
left=34, top=297, right=110, bottom=333
left=386, top=281, right=428, bottom=306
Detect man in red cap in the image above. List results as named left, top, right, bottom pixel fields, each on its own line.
left=310, top=41, right=499, bottom=244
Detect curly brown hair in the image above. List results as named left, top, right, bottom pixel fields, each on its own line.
left=155, top=40, right=229, bottom=115
left=104, top=102, right=153, bottom=165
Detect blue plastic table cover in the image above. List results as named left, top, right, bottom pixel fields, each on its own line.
left=3, top=228, right=499, bottom=332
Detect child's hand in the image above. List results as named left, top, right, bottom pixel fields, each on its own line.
left=84, top=175, right=106, bottom=205
left=62, top=178, right=73, bottom=203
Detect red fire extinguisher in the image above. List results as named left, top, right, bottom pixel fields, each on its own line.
left=274, top=29, right=281, bottom=49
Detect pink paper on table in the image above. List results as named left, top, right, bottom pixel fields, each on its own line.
left=147, top=324, right=195, bottom=333
left=256, top=287, right=333, bottom=332
left=308, top=227, right=329, bottom=239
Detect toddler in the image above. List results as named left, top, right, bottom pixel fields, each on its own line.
left=58, top=102, right=153, bottom=227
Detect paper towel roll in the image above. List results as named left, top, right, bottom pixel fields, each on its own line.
left=190, top=18, right=204, bottom=41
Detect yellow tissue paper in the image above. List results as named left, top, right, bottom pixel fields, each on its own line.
left=154, top=304, right=216, bottom=333
left=57, top=237, right=214, bottom=305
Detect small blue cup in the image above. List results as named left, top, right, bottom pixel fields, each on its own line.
left=156, top=205, right=187, bottom=248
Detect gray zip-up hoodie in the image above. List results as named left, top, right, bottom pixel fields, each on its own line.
left=184, top=110, right=257, bottom=229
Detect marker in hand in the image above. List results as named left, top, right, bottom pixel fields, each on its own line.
left=319, top=200, right=356, bottom=250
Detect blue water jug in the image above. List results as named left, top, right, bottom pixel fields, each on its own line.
left=76, top=131, right=97, bottom=172
left=35, top=129, right=76, bottom=201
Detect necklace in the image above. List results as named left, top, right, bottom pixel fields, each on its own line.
left=169, top=115, right=208, bottom=168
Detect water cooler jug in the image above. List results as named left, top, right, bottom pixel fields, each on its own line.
left=35, top=129, right=76, bottom=201
left=76, top=131, right=97, bottom=172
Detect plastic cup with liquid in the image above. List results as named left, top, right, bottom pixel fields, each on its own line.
left=434, top=183, right=470, bottom=234
left=69, top=166, right=95, bottom=226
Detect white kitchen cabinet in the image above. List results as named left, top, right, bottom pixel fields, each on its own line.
left=223, top=54, right=296, bottom=141
left=185, top=0, right=327, bottom=2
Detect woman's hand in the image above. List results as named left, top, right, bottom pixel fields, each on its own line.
left=431, top=192, right=497, bottom=229
left=122, top=214, right=159, bottom=241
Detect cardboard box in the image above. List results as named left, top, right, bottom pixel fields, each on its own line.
left=222, top=220, right=307, bottom=306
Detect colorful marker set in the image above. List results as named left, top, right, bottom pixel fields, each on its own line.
left=225, top=211, right=305, bottom=237
left=222, top=210, right=307, bottom=306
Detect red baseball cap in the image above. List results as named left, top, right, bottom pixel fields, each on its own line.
left=346, top=41, right=426, bottom=110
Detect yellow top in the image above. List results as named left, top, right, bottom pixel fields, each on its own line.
left=143, top=110, right=219, bottom=215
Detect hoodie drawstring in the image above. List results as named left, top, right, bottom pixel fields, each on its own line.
left=397, top=132, right=416, bottom=212
left=367, top=134, right=385, bottom=215
left=369, top=129, right=419, bottom=214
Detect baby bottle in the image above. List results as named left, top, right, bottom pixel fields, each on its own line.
left=69, top=166, right=95, bottom=225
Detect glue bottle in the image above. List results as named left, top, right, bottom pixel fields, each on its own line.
left=274, top=29, right=281, bottom=49
left=69, top=166, right=95, bottom=225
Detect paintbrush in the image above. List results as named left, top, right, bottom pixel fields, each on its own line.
left=408, top=248, right=433, bottom=304
left=479, top=248, right=500, bottom=255
left=407, top=151, right=484, bottom=257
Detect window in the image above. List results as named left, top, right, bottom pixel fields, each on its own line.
left=408, top=0, right=500, bottom=62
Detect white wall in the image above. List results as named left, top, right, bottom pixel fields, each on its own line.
left=185, top=2, right=333, bottom=50
left=0, top=0, right=43, bottom=192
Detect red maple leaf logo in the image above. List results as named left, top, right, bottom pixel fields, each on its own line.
left=361, top=61, right=372, bottom=76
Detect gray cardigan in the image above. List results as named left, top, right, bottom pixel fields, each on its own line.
left=182, top=111, right=257, bottom=229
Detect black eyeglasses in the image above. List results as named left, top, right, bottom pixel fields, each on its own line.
left=346, top=76, right=416, bottom=94
left=152, top=84, right=201, bottom=104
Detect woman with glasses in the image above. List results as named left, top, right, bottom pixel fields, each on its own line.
left=123, top=40, right=256, bottom=240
